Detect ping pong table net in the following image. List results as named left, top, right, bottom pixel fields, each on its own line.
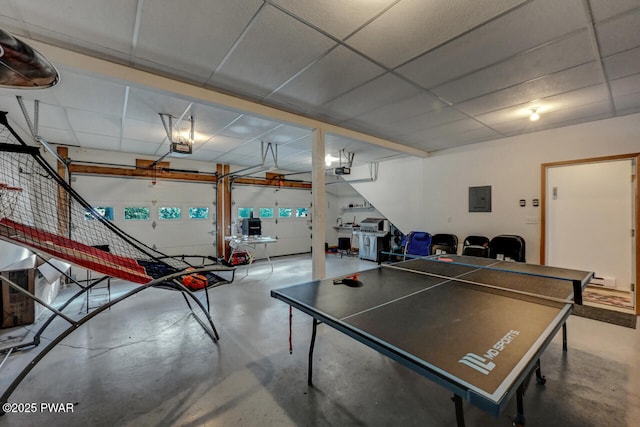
left=0, top=112, right=228, bottom=287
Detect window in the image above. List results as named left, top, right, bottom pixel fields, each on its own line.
left=189, top=207, right=209, bottom=219
left=238, top=207, right=254, bottom=219
left=278, top=207, right=292, bottom=218
left=296, top=207, right=309, bottom=217
left=159, top=207, right=181, bottom=220
left=124, top=207, right=150, bottom=220
left=84, top=206, right=114, bottom=221
left=259, top=207, right=274, bottom=218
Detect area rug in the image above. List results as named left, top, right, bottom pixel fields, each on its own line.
left=583, top=289, right=634, bottom=309
left=573, top=304, right=637, bottom=329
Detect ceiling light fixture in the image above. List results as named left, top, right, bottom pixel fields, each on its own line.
left=529, top=108, right=540, bottom=122
left=325, top=154, right=339, bottom=167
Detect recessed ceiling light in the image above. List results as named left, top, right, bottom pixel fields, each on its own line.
left=529, top=108, right=540, bottom=121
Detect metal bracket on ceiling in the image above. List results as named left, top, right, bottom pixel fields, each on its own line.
left=15, top=95, right=70, bottom=177
left=151, top=113, right=195, bottom=167
left=339, top=149, right=355, bottom=168
left=159, top=112, right=194, bottom=144
left=261, top=141, right=278, bottom=170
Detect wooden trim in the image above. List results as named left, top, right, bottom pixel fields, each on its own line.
left=233, top=176, right=310, bottom=189
left=68, top=164, right=218, bottom=183
left=540, top=162, right=547, bottom=265
left=542, top=153, right=639, bottom=168
left=636, top=155, right=639, bottom=315
left=135, top=159, right=170, bottom=169
left=541, top=153, right=640, bottom=316
left=56, top=146, right=69, bottom=237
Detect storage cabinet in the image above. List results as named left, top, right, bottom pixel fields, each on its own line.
left=1, top=268, right=35, bottom=328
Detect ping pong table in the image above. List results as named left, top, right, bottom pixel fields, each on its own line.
left=270, top=254, right=593, bottom=426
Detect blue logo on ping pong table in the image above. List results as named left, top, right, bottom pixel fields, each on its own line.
left=459, top=330, right=520, bottom=375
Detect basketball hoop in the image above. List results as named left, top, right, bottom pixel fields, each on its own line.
left=0, top=182, right=23, bottom=218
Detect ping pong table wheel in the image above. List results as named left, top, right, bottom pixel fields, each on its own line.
left=536, top=375, right=546, bottom=385
left=513, top=414, right=526, bottom=426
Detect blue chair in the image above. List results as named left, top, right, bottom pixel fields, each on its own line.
left=404, top=232, right=432, bottom=258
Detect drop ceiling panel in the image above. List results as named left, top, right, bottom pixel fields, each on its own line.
left=395, top=0, right=587, bottom=90
left=74, top=131, right=120, bottom=151
left=412, top=126, right=502, bottom=151
left=611, top=73, right=640, bottom=112
left=477, top=85, right=611, bottom=127
left=2, top=0, right=640, bottom=170
left=188, top=104, right=244, bottom=134
left=18, top=103, right=69, bottom=132
left=135, top=1, right=262, bottom=83
left=388, top=107, right=469, bottom=137
left=126, top=88, right=198, bottom=124
left=344, top=92, right=448, bottom=135
left=121, top=139, right=163, bottom=156
left=486, top=90, right=612, bottom=135
left=400, top=118, right=492, bottom=145
left=270, top=0, right=397, bottom=39
left=211, top=5, right=337, bottom=99
left=191, top=149, right=229, bottom=162
left=267, top=45, right=386, bottom=110
left=595, top=9, right=640, bottom=56
left=603, top=47, right=640, bottom=80
left=455, top=62, right=604, bottom=116
left=217, top=114, right=281, bottom=140
left=590, top=0, right=640, bottom=22
left=431, top=32, right=595, bottom=104
left=279, top=135, right=311, bottom=151
left=200, top=135, right=247, bottom=152
left=261, top=125, right=311, bottom=145
left=48, top=70, right=126, bottom=115
left=122, top=119, right=167, bottom=143
left=35, top=127, right=78, bottom=146
left=315, top=73, right=423, bottom=122
left=66, top=110, right=120, bottom=136
left=346, top=0, right=528, bottom=68
left=16, top=0, right=137, bottom=55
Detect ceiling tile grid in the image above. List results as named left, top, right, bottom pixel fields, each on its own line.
left=1, top=0, right=639, bottom=170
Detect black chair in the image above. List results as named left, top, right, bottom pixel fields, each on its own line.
left=489, top=235, right=526, bottom=262
left=461, top=235, right=490, bottom=258
left=430, top=234, right=458, bottom=255
left=338, top=237, right=351, bottom=258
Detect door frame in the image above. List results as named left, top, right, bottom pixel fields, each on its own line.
left=540, top=153, right=639, bottom=315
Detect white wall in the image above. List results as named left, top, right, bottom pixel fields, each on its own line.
left=352, top=113, right=640, bottom=265
left=230, top=183, right=313, bottom=257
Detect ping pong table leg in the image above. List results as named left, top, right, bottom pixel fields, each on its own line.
left=562, top=322, right=568, bottom=352
left=514, top=383, right=526, bottom=426
left=535, top=358, right=546, bottom=385
left=308, top=319, right=319, bottom=386
left=451, top=394, right=466, bottom=427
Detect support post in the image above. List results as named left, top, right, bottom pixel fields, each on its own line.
left=311, top=128, right=326, bottom=280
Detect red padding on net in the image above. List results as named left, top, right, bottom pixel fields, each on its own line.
left=0, top=218, right=152, bottom=284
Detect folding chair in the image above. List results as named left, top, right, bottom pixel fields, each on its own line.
left=461, top=235, right=490, bottom=258
left=430, top=234, right=459, bottom=255
left=489, top=235, right=526, bottom=262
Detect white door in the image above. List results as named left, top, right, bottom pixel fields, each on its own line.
left=546, top=159, right=635, bottom=306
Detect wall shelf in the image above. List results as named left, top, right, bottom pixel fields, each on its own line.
left=342, top=206, right=374, bottom=212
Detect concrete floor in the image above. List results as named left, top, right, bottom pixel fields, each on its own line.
left=1, top=254, right=639, bottom=427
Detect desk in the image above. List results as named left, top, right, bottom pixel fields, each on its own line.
left=271, top=255, right=593, bottom=426
left=225, top=236, right=278, bottom=272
